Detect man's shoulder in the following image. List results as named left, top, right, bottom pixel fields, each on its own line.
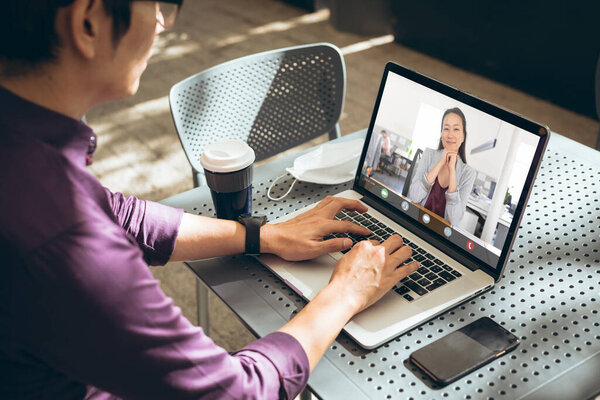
left=0, top=137, right=108, bottom=254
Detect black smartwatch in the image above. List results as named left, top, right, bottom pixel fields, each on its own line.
left=238, top=214, right=268, bottom=256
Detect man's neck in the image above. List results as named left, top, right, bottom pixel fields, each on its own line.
left=0, top=64, right=92, bottom=120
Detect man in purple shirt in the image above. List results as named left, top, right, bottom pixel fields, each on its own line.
left=0, top=1, right=418, bottom=399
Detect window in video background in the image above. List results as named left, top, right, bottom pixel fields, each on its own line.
left=361, top=72, right=538, bottom=252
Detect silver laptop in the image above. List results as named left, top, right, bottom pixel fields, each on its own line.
left=258, top=62, right=550, bottom=349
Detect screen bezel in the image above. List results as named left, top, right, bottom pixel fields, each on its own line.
left=353, top=62, right=550, bottom=281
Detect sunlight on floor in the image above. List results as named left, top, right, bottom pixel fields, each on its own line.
left=149, top=9, right=331, bottom=63
left=340, top=34, right=395, bottom=55
left=92, top=96, right=170, bottom=135
left=216, top=9, right=330, bottom=47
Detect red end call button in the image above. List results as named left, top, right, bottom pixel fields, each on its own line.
left=466, top=240, right=475, bottom=251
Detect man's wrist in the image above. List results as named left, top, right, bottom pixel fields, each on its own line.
left=260, top=223, right=276, bottom=255
left=316, top=283, right=362, bottom=320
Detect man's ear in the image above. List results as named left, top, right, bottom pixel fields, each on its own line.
left=68, top=0, right=108, bottom=59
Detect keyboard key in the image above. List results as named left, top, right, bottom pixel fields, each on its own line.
left=434, top=278, right=447, bottom=286
left=442, top=264, right=452, bottom=271
left=394, top=285, right=410, bottom=295
left=403, top=294, right=414, bottom=302
left=375, top=229, right=387, bottom=236
left=366, top=224, right=379, bottom=231
left=433, top=259, right=444, bottom=265
left=381, top=232, right=392, bottom=240
left=413, top=254, right=425, bottom=262
left=430, top=265, right=443, bottom=273
left=416, top=248, right=426, bottom=255
left=425, top=278, right=447, bottom=291
left=347, top=211, right=359, bottom=218
left=422, top=260, right=434, bottom=267
left=417, top=267, right=429, bottom=275
left=425, top=272, right=437, bottom=281
left=408, top=242, right=418, bottom=249
left=349, top=233, right=368, bottom=242
left=400, top=277, right=409, bottom=283
left=417, top=278, right=431, bottom=287
left=451, top=270, right=463, bottom=278
left=439, top=271, right=456, bottom=281
left=376, top=222, right=387, bottom=229
left=409, top=272, right=421, bottom=280
left=404, top=280, right=428, bottom=296
left=385, top=227, right=395, bottom=234
left=425, top=281, right=442, bottom=291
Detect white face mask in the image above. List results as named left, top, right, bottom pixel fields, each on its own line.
left=267, top=139, right=364, bottom=201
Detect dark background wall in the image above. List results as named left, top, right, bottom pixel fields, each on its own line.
left=280, top=0, right=600, bottom=120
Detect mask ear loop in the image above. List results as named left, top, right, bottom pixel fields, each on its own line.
left=267, top=173, right=298, bottom=201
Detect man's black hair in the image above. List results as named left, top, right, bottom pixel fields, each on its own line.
left=0, top=0, right=132, bottom=76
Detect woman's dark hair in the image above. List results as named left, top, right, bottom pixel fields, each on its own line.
left=0, top=0, right=132, bottom=76
left=437, top=107, right=468, bottom=163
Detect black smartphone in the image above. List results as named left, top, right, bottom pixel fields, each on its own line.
left=409, top=317, right=519, bottom=386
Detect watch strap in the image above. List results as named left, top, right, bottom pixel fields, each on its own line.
left=239, top=215, right=266, bottom=256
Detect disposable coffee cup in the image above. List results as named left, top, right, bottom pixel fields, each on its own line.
left=200, top=140, right=255, bottom=221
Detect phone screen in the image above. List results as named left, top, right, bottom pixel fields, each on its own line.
left=409, top=317, right=519, bottom=385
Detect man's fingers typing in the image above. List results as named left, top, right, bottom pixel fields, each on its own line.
left=380, top=234, right=404, bottom=254
left=394, top=261, right=419, bottom=281
left=322, top=220, right=370, bottom=236
left=322, top=237, right=352, bottom=253
left=389, top=243, right=412, bottom=264
left=321, top=198, right=368, bottom=218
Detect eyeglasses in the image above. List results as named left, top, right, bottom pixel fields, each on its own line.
left=136, top=0, right=184, bottom=30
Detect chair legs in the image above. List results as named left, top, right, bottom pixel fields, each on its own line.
left=196, top=279, right=210, bottom=334
left=328, top=123, right=342, bottom=141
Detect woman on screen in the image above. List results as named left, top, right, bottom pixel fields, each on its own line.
left=408, top=107, right=476, bottom=226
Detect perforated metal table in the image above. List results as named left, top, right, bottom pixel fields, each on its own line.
left=161, top=131, right=600, bottom=399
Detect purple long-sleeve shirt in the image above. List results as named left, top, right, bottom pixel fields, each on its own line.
left=0, top=86, right=309, bottom=399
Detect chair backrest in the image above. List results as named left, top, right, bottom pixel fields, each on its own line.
left=402, top=148, right=423, bottom=198
left=169, top=43, right=346, bottom=183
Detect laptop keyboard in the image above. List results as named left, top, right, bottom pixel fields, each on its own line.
left=323, top=210, right=463, bottom=302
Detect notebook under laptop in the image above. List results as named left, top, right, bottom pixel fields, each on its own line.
left=258, top=62, right=550, bottom=349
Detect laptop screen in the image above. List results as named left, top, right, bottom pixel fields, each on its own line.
left=355, top=63, right=549, bottom=279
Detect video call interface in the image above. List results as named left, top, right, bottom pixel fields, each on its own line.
left=358, top=71, right=542, bottom=268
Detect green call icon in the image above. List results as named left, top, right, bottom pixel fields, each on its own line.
left=381, top=188, right=389, bottom=199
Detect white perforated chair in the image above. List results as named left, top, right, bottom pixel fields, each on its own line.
left=170, top=42, right=346, bottom=187
left=169, top=43, right=346, bottom=333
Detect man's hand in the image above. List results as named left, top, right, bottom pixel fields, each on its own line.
left=261, top=196, right=371, bottom=261
left=278, top=233, right=418, bottom=371
left=328, top=234, right=419, bottom=314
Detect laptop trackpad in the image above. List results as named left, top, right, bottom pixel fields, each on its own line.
left=259, top=254, right=336, bottom=301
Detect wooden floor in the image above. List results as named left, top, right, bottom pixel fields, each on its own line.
left=86, top=0, right=599, bottom=352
